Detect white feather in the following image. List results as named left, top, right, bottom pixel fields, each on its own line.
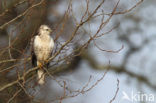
left=33, top=25, right=54, bottom=85
left=37, top=69, right=45, bottom=85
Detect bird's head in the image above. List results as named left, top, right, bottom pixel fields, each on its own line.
left=38, top=25, right=52, bottom=35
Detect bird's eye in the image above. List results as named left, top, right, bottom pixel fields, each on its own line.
left=46, top=29, right=49, bottom=31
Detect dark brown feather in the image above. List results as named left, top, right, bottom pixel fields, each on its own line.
left=31, top=37, right=37, bottom=67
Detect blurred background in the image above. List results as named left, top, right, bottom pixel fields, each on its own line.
left=0, top=0, right=156, bottom=103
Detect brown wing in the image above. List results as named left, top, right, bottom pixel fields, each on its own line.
left=31, top=37, right=37, bottom=67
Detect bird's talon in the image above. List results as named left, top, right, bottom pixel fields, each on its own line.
left=38, top=62, right=43, bottom=68
left=45, top=60, right=49, bottom=63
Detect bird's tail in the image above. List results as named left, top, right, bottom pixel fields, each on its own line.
left=37, top=69, right=45, bottom=85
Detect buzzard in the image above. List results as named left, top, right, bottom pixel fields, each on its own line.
left=31, top=25, right=54, bottom=85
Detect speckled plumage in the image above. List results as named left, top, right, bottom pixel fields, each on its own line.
left=31, top=25, right=54, bottom=85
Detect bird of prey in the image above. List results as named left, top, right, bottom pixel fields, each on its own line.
left=31, top=25, right=54, bottom=85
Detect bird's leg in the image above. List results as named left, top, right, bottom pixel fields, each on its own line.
left=37, top=61, right=43, bottom=69
left=44, top=60, right=49, bottom=68
left=45, top=60, right=49, bottom=64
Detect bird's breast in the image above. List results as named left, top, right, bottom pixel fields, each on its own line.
left=34, top=36, right=54, bottom=61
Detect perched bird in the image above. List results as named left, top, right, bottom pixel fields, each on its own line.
left=31, top=25, right=54, bottom=85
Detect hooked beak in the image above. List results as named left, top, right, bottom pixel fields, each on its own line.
left=49, top=29, right=52, bottom=33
